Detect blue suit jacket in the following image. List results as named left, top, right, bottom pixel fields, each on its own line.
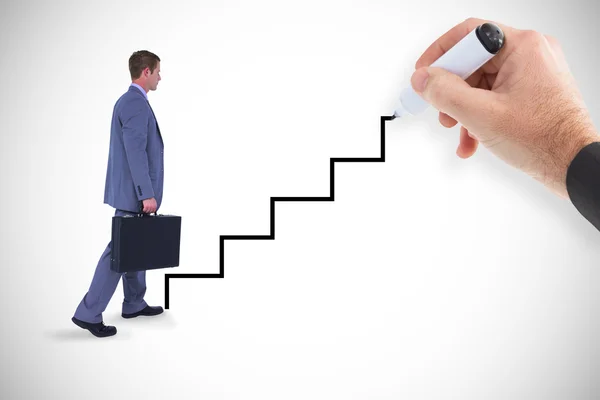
left=103, top=86, right=164, bottom=213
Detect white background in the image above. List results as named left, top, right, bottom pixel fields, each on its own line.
left=1, top=0, right=599, bottom=399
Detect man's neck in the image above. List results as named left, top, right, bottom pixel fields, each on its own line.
left=131, top=81, right=148, bottom=93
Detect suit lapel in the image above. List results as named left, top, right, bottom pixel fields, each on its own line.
left=129, top=86, right=163, bottom=145
left=148, top=103, right=164, bottom=145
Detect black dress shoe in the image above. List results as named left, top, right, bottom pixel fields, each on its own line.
left=122, top=305, right=164, bottom=319
left=72, top=317, right=117, bottom=338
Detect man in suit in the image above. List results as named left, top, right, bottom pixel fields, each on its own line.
left=72, top=50, right=165, bottom=338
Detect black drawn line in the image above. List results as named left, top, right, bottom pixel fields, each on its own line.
left=164, top=116, right=395, bottom=309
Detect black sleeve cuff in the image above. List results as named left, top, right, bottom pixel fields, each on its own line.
left=566, top=141, right=600, bottom=231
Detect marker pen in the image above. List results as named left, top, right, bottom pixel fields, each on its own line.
left=392, top=22, right=505, bottom=119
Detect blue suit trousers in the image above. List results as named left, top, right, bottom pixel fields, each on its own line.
left=74, top=209, right=148, bottom=323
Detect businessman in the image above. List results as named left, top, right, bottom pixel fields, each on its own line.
left=73, top=50, right=165, bottom=338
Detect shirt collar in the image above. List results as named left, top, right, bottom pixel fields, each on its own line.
left=130, top=83, right=148, bottom=100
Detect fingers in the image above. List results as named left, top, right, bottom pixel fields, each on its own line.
left=456, top=126, right=479, bottom=158
left=439, top=112, right=458, bottom=128
left=438, top=70, right=492, bottom=128
left=438, top=114, right=479, bottom=158
left=413, top=66, right=498, bottom=129
left=142, top=199, right=157, bottom=213
left=415, top=17, right=518, bottom=75
left=415, top=18, right=485, bottom=69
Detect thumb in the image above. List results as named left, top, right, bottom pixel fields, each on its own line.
left=411, top=66, right=496, bottom=127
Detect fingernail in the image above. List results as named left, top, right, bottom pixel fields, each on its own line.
left=412, top=68, right=429, bottom=93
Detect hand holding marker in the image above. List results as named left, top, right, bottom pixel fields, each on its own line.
left=393, top=18, right=599, bottom=199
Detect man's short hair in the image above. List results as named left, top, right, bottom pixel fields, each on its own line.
left=129, top=50, right=160, bottom=80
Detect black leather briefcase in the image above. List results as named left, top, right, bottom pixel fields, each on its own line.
left=110, top=212, right=182, bottom=273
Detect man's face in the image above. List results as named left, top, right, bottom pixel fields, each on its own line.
left=147, top=62, right=161, bottom=91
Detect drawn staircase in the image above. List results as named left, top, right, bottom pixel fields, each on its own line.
left=164, top=115, right=395, bottom=308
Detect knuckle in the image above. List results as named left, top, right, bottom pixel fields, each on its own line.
left=426, top=77, right=444, bottom=102
left=544, top=34, right=558, bottom=45
left=544, top=34, right=563, bottom=51
left=521, top=30, right=545, bottom=45
left=464, top=17, right=479, bottom=26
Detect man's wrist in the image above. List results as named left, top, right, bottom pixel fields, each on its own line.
left=545, top=126, right=598, bottom=198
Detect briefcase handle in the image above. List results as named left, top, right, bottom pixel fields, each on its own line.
left=137, top=200, right=158, bottom=217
